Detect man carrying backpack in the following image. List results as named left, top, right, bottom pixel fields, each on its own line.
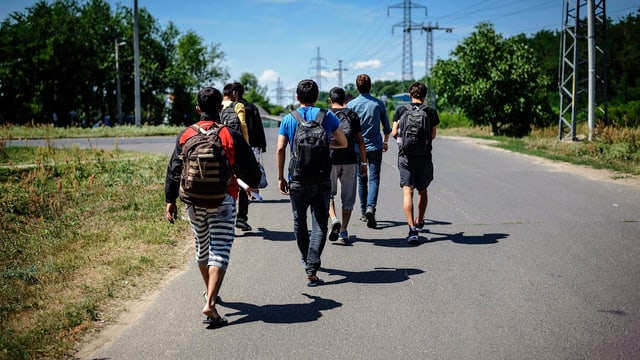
left=275, top=79, right=347, bottom=286
left=221, top=83, right=250, bottom=143
left=327, top=87, right=368, bottom=244
left=232, top=82, right=268, bottom=232
left=164, top=87, right=261, bottom=326
left=391, top=82, right=440, bottom=245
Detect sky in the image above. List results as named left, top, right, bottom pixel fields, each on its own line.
left=1, top=0, right=638, bottom=105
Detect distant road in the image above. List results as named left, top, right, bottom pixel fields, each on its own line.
left=13, top=129, right=640, bottom=359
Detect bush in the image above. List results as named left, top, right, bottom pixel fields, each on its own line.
left=608, top=101, right=640, bottom=128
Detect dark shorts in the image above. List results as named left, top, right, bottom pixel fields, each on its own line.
left=398, top=155, right=433, bottom=191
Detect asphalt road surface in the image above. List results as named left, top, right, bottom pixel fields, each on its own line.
left=14, top=128, right=639, bottom=359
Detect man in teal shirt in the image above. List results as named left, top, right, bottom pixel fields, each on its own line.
left=347, top=74, right=392, bottom=229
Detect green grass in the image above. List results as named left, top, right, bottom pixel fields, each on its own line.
left=1, top=123, right=183, bottom=140
left=440, top=125, right=640, bottom=175
left=0, top=145, right=188, bottom=360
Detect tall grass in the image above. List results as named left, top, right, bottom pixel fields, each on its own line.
left=0, top=144, right=188, bottom=360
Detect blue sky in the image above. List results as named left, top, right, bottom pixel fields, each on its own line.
left=1, top=0, right=638, bottom=104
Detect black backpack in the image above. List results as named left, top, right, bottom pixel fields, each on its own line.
left=289, top=109, right=331, bottom=183
left=398, top=104, right=430, bottom=156
left=219, top=102, right=241, bottom=132
left=334, top=109, right=354, bottom=142
left=179, top=123, right=231, bottom=208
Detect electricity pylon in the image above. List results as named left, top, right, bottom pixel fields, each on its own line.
left=388, top=0, right=427, bottom=81
left=558, top=0, right=608, bottom=141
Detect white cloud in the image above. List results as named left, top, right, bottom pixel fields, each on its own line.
left=258, top=69, right=279, bottom=83
left=351, top=59, right=382, bottom=70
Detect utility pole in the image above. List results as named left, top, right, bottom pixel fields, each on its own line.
left=309, top=46, right=328, bottom=92
left=558, top=0, right=608, bottom=141
left=421, top=22, right=453, bottom=78
left=388, top=0, right=427, bottom=81
left=333, top=60, right=349, bottom=88
left=133, top=0, right=141, bottom=126
left=114, top=39, right=126, bottom=125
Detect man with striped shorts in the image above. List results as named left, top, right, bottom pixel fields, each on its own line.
left=164, top=87, right=261, bottom=326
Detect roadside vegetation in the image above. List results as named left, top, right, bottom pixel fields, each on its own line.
left=0, top=142, right=189, bottom=360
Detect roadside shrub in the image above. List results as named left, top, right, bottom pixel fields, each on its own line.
left=608, top=101, right=640, bottom=128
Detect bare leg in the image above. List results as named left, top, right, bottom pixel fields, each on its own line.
left=329, top=198, right=337, bottom=221
left=340, top=209, right=352, bottom=232
left=202, top=265, right=226, bottom=318
left=417, top=189, right=428, bottom=222
left=198, top=263, right=209, bottom=288
left=402, top=186, right=414, bottom=227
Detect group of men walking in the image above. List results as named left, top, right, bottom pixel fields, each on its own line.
left=164, top=74, right=439, bottom=326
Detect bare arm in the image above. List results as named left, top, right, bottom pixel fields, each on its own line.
left=355, top=131, right=368, bottom=177
left=275, top=134, right=289, bottom=195
left=330, top=127, right=347, bottom=149
left=431, top=126, right=437, bottom=140
left=391, top=121, right=399, bottom=139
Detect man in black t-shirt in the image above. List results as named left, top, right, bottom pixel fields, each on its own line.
left=327, top=87, right=368, bottom=244
left=391, top=82, right=440, bottom=245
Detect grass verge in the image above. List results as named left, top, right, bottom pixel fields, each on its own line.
left=0, top=144, right=189, bottom=360
left=440, top=125, right=640, bottom=176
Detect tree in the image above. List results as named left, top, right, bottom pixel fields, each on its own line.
left=432, top=22, right=552, bottom=136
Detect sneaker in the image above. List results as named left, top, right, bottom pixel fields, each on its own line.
left=338, top=231, right=349, bottom=243
left=365, top=207, right=377, bottom=229
left=235, top=218, right=252, bottom=231
left=359, top=214, right=367, bottom=222
left=329, top=219, right=341, bottom=241
left=407, top=229, right=419, bottom=245
left=414, top=217, right=425, bottom=230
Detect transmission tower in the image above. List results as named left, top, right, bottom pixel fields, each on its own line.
left=271, top=77, right=288, bottom=106
left=558, top=0, right=608, bottom=141
left=309, top=46, right=328, bottom=92
left=388, top=0, right=427, bottom=81
left=333, top=60, right=349, bottom=88
left=421, top=22, right=453, bottom=78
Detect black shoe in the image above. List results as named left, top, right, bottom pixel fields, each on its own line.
left=365, top=207, right=377, bottom=229
left=329, top=219, right=341, bottom=241
left=235, top=218, right=252, bottom=231
left=407, top=229, right=419, bottom=245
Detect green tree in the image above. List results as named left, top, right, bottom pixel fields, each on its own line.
left=432, top=22, right=552, bottom=136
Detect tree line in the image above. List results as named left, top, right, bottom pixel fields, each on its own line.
left=1, top=1, right=638, bottom=135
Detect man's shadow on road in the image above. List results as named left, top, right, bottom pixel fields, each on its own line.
left=319, top=266, right=424, bottom=286
left=216, top=293, right=341, bottom=327
left=372, top=218, right=452, bottom=231
left=425, top=230, right=509, bottom=245
left=356, top=218, right=508, bottom=247
left=236, top=227, right=294, bottom=241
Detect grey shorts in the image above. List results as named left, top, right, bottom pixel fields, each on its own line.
left=398, top=155, right=434, bottom=191
left=330, top=163, right=358, bottom=211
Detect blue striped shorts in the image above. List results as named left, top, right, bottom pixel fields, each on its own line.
left=186, top=194, right=236, bottom=271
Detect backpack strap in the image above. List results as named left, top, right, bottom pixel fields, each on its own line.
left=290, top=110, right=304, bottom=125
left=314, top=109, right=326, bottom=125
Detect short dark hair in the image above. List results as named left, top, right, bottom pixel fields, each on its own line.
left=408, top=82, right=428, bottom=100
left=197, top=87, right=222, bottom=114
left=223, top=83, right=235, bottom=97
left=233, top=82, right=245, bottom=97
left=296, top=79, right=319, bottom=104
left=329, top=87, right=346, bottom=105
left=356, top=74, right=371, bottom=93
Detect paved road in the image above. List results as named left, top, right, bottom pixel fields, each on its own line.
left=19, top=129, right=639, bottom=359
